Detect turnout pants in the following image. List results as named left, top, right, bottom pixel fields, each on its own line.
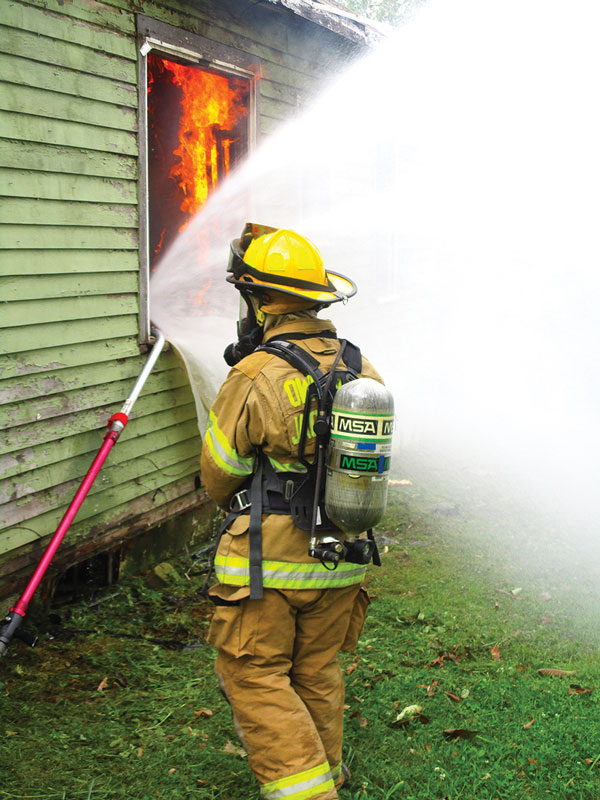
left=208, top=583, right=369, bottom=800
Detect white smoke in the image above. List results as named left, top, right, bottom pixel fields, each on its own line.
left=151, top=0, right=600, bottom=532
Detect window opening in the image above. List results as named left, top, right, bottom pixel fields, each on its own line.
left=137, top=19, right=258, bottom=341
left=147, top=55, right=251, bottom=269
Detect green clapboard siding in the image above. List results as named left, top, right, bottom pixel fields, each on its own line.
left=0, top=402, right=198, bottom=482
left=4, top=198, right=138, bottom=227
left=2, top=383, right=194, bottom=454
left=4, top=369, right=190, bottom=431
left=1, top=169, right=137, bottom=204
left=0, top=52, right=138, bottom=107
left=2, top=417, right=200, bottom=503
left=4, top=420, right=200, bottom=526
left=0, top=488, right=203, bottom=589
left=0, top=82, right=138, bottom=131
left=0, top=141, right=138, bottom=180
left=0, top=459, right=200, bottom=555
left=0, top=0, right=367, bottom=593
left=1, top=316, right=139, bottom=355
left=2, top=294, right=138, bottom=328
left=0, top=28, right=137, bottom=83
left=1, top=273, right=138, bottom=302
left=0, top=250, right=139, bottom=276
left=1, top=225, right=139, bottom=249
left=1, top=336, right=141, bottom=380
left=260, top=79, right=306, bottom=107
left=0, top=111, right=138, bottom=155
left=2, top=1, right=136, bottom=60
left=15, top=0, right=136, bottom=34
left=3, top=441, right=202, bottom=529
left=0, top=272, right=139, bottom=304
left=6, top=422, right=200, bottom=512
left=1, top=350, right=170, bottom=405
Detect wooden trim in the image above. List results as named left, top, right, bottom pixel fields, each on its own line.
left=137, top=15, right=261, bottom=75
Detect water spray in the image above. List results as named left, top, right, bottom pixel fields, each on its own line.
left=0, top=330, right=167, bottom=657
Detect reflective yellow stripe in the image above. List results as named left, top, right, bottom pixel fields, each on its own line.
left=205, top=410, right=255, bottom=477
left=261, top=761, right=334, bottom=800
left=214, top=554, right=366, bottom=589
left=330, top=762, right=342, bottom=782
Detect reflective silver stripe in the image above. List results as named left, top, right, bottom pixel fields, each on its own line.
left=204, top=412, right=255, bottom=477
left=205, top=428, right=255, bottom=476
left=264, top=563, right=365, bottom=583
left=214, top=563, right=248, bottom=578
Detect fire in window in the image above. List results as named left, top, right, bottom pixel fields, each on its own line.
left=147, top=54, right=251, bottom=269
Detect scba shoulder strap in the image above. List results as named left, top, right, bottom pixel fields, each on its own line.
left=263, top=332, right=362, bottom=373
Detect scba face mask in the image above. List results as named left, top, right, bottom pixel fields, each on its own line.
left=223, top=289, right=265, bottom=367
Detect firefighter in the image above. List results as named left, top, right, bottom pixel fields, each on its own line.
left=200, top=224, right=384, bottom=800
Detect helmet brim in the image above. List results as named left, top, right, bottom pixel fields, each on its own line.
left=226, top=269, right=357, bottom=305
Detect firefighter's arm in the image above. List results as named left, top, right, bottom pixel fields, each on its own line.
left=200, top=367, right=265, bottom=509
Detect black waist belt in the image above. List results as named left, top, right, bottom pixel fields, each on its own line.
left=228, top=470, right=338, bottom=536
left=229, top=482, right=301, bottom=516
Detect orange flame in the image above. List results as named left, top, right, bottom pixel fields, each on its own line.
left=162, top=59, right=248, bottom=220
left=153, top=227, right=166, bottom=254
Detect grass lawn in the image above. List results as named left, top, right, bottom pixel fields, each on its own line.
left=1, top=462, right=599, bottom=799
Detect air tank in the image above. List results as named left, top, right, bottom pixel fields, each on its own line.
left=325, top=378, right=394, bottom=536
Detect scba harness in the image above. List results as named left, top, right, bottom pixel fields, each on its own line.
left=220, top=333, right=380, bottom=599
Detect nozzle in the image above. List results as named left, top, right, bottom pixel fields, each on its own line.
left=0, top=610, right=37, bottom=656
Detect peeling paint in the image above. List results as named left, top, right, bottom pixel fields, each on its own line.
left=14, top=359, right=64, bottom=376
left=0, top=374, right=66, bottom=405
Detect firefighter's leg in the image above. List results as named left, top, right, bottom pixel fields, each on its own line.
left=289, top=585, right=370, bottom=791
left=209, top=586, right=339, bottom=800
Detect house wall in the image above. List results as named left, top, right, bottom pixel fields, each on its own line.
left=0, top=0, right=364, bottom=597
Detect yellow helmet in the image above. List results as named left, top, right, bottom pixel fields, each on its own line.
left=227, top=223, right=357, bottom=306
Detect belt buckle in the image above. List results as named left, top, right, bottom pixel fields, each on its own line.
left=230, top=489, right=251, bottom=513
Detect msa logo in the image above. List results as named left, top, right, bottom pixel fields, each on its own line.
left=336, top=415, right=377, bottom=436
left=332, top=413, right=394, bottom=440
left=340, top=455, right=391, bottom=474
